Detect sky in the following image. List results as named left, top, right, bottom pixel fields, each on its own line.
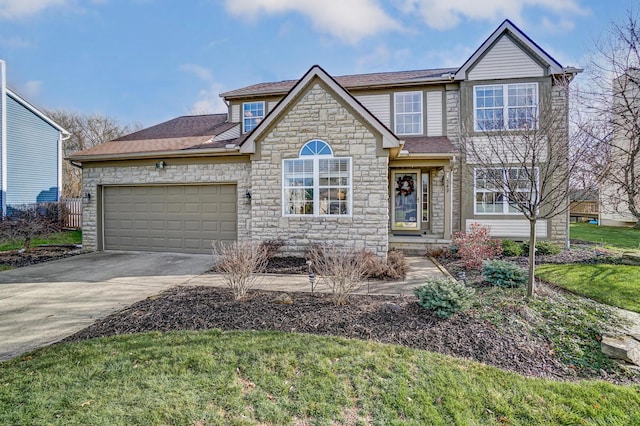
left=0, top=0, right=635, bottom=129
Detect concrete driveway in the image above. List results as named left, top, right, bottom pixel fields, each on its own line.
left=0, top=251, right=213, bottom=362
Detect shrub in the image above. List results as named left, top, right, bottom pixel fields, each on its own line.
left=413, top=278, right=475, bottom=319
left=360, top=249, right=408, bottom=280
left=521, top=240, right=562, bottom=256
left=0, top=203, right=66, bottom=251
left=451, top=223, right=503, bottom=270
left=259, top=238, right=286, bottom=259
left=306, top=244, right=370, bottom=305
left=501, top=239, right=525, bottom=257
left=212, top=241, right=269, bottom=300
left=482, top=260, right=528, bottom=288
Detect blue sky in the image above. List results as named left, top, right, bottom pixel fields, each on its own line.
left=0, top=0, right=634, bottom=128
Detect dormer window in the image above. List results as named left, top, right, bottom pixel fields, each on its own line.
left=282, top=139, right=352, bottom=216
left=243, top=101, right=265, bottom=133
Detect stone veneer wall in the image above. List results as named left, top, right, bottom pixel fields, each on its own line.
left=549, top=82, right=569, bottom=241
left=250, top=82, right=390, bottom=257
left=80, top=161, right=251, bottom=251
left=446, top=87, right=462, bottom=234
left=429, top=169, right=445, bottom=234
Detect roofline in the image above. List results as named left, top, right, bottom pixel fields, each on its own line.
left=67, top=147, right=246, bottom=163
left=239, top=65, right=400, bottom=154
left=5, top=88, right=70, bottom=135
left=454, top=19, right=565, bottom=80
left=220, top=71, right=456, bottom=100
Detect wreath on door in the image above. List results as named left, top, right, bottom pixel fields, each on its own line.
left=396, top=175, right=415, bottom=196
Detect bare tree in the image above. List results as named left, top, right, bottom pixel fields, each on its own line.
left=46, top=111, right=141, bottom=198
left=576, top=10, right=640, bottom=228
left=463, top=75, right=585, bottom=296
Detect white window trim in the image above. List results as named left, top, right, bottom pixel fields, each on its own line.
left=282, top=141, right=353, bottom=218
left=473, top=83, right=538, bottom=132
left=473, top=167, right=539, bottom=215
left=394, top=91, right=423, bottom=136
left=242, top=101, right=265, bottom=134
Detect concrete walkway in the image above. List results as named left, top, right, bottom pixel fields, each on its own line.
left=185, top=256, right=446, bottom=296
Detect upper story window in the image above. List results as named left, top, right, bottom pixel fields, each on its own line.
left=282, top=139, right=351, bottom=217
left=243, top=101, right=265, bottom=133
left=394, top=91, right=423, bottom=135
left=474, top=83, right=538, bottom=131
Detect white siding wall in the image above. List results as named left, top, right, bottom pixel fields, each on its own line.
left=215, top=124, right=240, bottom=141
left=231, top=104, right=240, bottom=123
left=468, top=36, right=544, bottom=80
left=466, top=219, right=547, bottom=238
left=355, top=94, right=390, bottom=128
left=426, top=91, right=443, bottom=136
left=465, top=136, right=548, bottom=164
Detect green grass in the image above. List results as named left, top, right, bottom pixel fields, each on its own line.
left=571, top=223, right=640, bottom=250
left=0, top=230, right=82, bottom=251
left=1, top=331, right=639, bottom=425
left=537, top=263, right=640, bottom=313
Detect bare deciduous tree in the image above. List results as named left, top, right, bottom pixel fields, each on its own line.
left=576, top=10, right=640, bottom=228
left=463, top=75, right=585, bottom=296
left=46, top=111, right=141, bottom=198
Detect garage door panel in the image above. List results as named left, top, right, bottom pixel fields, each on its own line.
left=103, top=185, right=237, bottom=254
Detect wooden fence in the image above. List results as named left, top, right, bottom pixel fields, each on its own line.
left=569, top=201, right=599, bottom=222
left=63, top=198, right=82, bottom=229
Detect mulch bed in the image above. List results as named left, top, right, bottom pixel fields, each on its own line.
left=64, top=286, right=571, bottom=381
left=0, top=245, right=83, bottom=268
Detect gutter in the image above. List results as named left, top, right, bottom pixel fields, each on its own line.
left=1, top=60, right=6, bottom=217
left=66, top=146, right=244, bottom=163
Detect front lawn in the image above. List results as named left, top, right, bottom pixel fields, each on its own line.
left=571, top=223, right=640, bottom=250
left=1, top=330, right=639, bottom=425
left=0, top=230, right=82, bottom=251
left=536, top=263, right=640, bottom=313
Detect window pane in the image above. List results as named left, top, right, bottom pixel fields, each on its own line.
left=243, top=102, right=264, bottom=133
left=395, top=91, right=423, bottom=135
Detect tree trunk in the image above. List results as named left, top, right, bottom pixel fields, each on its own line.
left=527, top=220, right=537, bottom=297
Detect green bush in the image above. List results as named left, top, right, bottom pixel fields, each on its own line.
left=522, top=240, right=562, bottom=255
left=413, top=278, right=475, bottom=319
left=482, top=259, right=528, bottom=288
left=501, top=239, right=524, bottom=257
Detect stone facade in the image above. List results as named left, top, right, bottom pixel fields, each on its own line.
left=250, top=81, right=390, bottom=257
left=81, top=161, right=251, bottom=251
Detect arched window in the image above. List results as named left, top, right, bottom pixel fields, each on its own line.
left=283, top=140, right=351, bottom=216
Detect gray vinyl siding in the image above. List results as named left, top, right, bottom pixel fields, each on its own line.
left=215, top=124, right=240, bottom=141
left=5, top=94, right=60, bottom=205
left=426, top=91, right=443, bottom=136
left=231, top=104, right=240, bottom=123
left=355, top=94, right=391, bottom=128
left=467, top=35, right=545, bottom=81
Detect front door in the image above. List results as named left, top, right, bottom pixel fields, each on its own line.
left=392, top=170, right=420, bottom=230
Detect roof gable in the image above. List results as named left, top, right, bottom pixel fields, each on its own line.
left=239, top=65, right=400, bottom=154
left=455, top=19, right=564, bottom=80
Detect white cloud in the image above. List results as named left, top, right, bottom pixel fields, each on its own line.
left=21, top=80, right=43, bottom=98
left=224, top=0, right=401, bottom=44
left=189, top=83, right=227, bottom=115
left=179, top=64, right=214, bottom=82
left=396, top=0, right=588, bottom=30
left=355, top=44, right=411, bottom=72
left=0, top=0, right=69, bottom=19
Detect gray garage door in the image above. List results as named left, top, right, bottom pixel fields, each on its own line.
left=103, top=185, right=237, bottom=254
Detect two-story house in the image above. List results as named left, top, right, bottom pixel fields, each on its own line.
left=69, top=20, right=580, bottom=255
left=1, top=60, right=70, bottom=215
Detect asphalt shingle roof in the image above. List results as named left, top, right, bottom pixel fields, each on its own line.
left=220, top=67, right=458, bottom=98
left=115, top=114, right=232, bottom=141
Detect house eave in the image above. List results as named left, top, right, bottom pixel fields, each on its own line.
left=66, top=148, right=246, bottom=164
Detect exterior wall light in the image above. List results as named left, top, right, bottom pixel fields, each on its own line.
left=243, top=191, right=252, bottom=202
left=155, top=161, right=166, bottom=169
left=82, top=192, right=91, bottom=204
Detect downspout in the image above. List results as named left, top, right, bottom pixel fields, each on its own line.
left=58, top=131, right=71, bottom=201
left=0, top=60, right=6, bottom=217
